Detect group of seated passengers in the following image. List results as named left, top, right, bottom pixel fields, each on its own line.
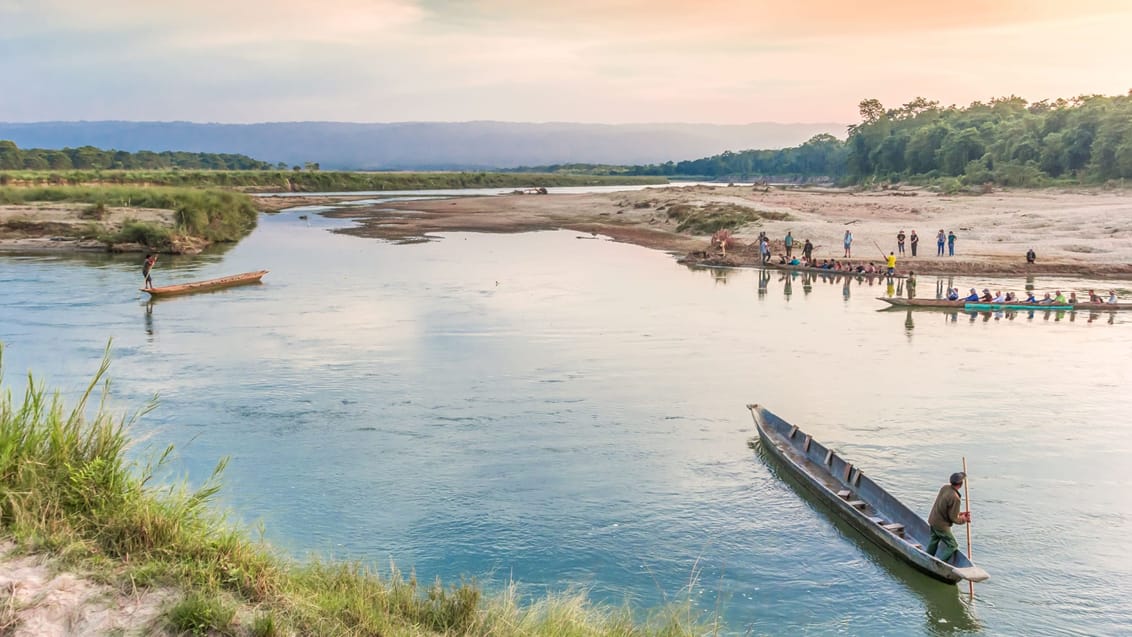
left=952, top=288, right=1119, bottom=305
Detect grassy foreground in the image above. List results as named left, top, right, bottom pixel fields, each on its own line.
left=0, top=346, right=714, bottom=636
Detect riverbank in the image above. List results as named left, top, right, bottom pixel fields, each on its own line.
left=336, top=184, right=1132, bottom=279
left=0, top=186, right=258, bottom=254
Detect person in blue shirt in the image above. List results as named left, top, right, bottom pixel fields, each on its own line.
left=1025, top=291, right=1037, bottom=303
left=964, top=288, right=980, bottom=302
left=947, top=288, right=960, bottom=301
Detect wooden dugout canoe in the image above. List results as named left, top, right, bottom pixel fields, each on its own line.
left=747, top=404, right=989, bottom=584
left=877, top=297, right=1132, bottom=310
left=141, top=270, right=269, bottom=298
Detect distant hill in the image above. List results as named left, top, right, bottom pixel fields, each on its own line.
left=0, top=121, right=845, bottom=170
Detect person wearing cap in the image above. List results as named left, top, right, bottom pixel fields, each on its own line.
left=927, top=472, right=971, bottom=562
left=980, top=288, right=993, bottom=302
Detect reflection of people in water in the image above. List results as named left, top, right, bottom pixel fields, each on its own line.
left=886, top=279, right=895, bottom=298
left=758, top=269, right=770, bottom=295
left=144, top=301, right=155, bottom=336
left=783, top=274, right=793, bottom=299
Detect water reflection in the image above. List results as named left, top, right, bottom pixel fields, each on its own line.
left=144, top=301, right=155, bottom=338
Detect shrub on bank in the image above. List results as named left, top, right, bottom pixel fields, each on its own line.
left=0, top=185, right=258, bottom=245
left=0, top=345, right=714, bottom=636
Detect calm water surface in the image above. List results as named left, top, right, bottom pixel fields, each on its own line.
left=1, top=198, right=1130, bottom=636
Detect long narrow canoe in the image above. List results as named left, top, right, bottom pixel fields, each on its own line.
left=141, top=270, right=269, bottom=298
left=878, top=297, right=1132, bottom=310
left=747, top=404, right=989, bottom=584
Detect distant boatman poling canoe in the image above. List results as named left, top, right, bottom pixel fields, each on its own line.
left=141, top=270, right=269, bottom=298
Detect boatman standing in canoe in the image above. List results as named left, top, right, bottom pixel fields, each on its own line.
left=142, top=253, right=157, bottom=289
left=927, top=472, right=971, bottom=563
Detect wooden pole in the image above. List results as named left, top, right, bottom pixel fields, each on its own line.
left=963, top=456, right=974, bottom=596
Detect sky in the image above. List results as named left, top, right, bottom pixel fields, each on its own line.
left=1, top=0, right=1131, bottom=125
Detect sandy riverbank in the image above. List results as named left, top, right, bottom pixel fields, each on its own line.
left=324, top=184, right=1132, bottom=279
left=5, top=186, right=1131, bottom=279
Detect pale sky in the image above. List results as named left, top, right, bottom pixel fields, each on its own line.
left=1, top=0, right=1130, bottom=124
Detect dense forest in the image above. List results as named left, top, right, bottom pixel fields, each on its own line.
left=0, top=140, right=275, bottom=171
left=619, top=91, right=1132, bottom=186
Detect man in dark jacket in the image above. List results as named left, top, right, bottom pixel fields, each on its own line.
left=927, top=472, right=971, bottom=562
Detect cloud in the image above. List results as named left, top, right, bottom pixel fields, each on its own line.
left=2, top=0, right=1131, bottom=123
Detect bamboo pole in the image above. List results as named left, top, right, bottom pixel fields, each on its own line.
left=963, top=456, right=974, bottom=596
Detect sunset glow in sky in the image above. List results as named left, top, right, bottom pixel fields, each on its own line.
left=2, top=0, right=1130, bottom=124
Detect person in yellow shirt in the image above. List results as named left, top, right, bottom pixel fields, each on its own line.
left=885, top=251, right=897, bottom=276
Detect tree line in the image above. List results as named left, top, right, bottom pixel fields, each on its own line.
left=617, top=91, right=1132, bottom=186
left=844, top=92, right=1132, bottom=185
left=0, top=140, right=275, bottom=171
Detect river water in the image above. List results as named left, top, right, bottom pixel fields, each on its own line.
left=1, top=191, right=1130, bottom=636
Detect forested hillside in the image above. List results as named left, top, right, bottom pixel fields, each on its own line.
left=625, top=92, right=1132, bottom=186
left=0, top=141, right=273, bottom=170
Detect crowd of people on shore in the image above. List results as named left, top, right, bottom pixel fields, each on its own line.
left=943, top=287, right=1119, bottom=305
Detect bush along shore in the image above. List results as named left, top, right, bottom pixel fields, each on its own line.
left=0, top=170, right=668, bottom=192
left=0, top=186, right=259, bottom=254
left=0, top=346, right=716, bottom=636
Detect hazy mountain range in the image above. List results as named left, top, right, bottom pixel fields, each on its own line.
left=0, top=121, right=845, bottom=170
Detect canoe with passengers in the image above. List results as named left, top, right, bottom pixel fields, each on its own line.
left=141, top=270, right=269, bottom=298
left=747, top=404, right=990, bottom=584
left=877, top=297, right=1132, bottom=311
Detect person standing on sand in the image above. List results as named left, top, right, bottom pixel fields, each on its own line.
left=910, top=230, right=919, bottom=257
left=844, top=230, right=853, bottom=258
left=142, top=253, right=157, bottom=289
left=802, top=239, right=813, bottom=263
left=897, top=229, right=906, bottom=255
left=784, top=231, right=794, bottom=258
left=927, top=472, right=971, bottom=563
left=947, top=231, right=957, bottom=256
left=936, top=230, right=946, bottom=256
left=1026, top=248, right=1036, bottom=264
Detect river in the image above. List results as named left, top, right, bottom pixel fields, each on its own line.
left=1, top=190, right=1130, bottom=636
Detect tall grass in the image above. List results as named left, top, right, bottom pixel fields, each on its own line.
left=0, top=185, right=257, bottom=243
left=0, top=344, right=716, bottom=636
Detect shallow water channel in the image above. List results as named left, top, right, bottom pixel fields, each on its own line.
left=1, top=194, right=1130, bottom=636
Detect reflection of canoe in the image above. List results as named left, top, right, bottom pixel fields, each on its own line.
left=141, top=270, right=269, bottom=297
left=747, top=404, right=989, bottom=584
left=878, top=297, right=1131, bottom=311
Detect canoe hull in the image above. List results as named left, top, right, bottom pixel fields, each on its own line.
left=878, top=297, right=1132, bottom=311
left=747, top=404, right=989, bottom=584
left=142, top=270, right=269, bottom=298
